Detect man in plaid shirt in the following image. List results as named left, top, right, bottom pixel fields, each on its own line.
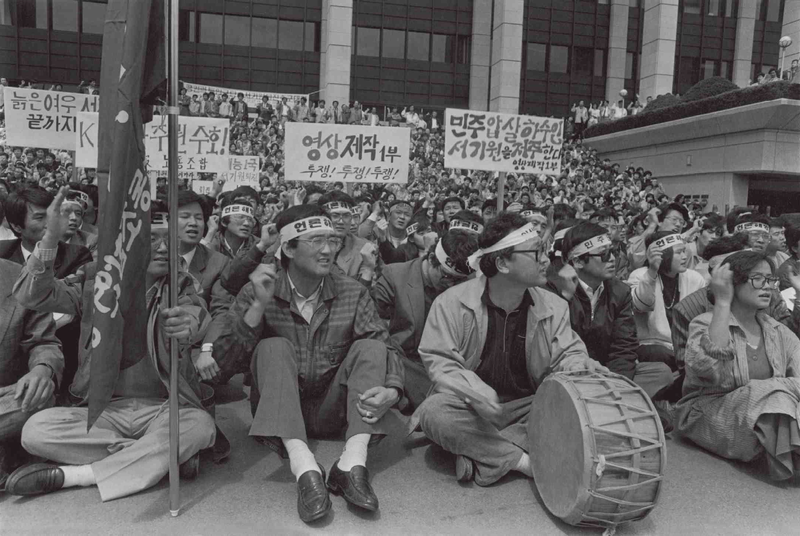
left=212, top=205, right=404, bottom=524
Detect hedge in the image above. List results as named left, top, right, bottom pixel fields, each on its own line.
left=680, top=76, right=738, bottom=103
left=585, top=81, right=800, bottom=138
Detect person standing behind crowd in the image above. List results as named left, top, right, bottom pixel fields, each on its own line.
left=295, top=97, right=310, bottom=122
left=315, top=100, right=328, bottom=123
left=218, top=94, right=232, bottom=119
left=189, top=94, right=201, bottom=116
left=571, top=101, right=588, bottom=141
left=233, top=93, right=248, bottom=118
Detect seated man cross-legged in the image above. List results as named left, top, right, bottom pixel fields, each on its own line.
left=411, top=213, right=607, bottom=486
left=211, top=205, right=405, bottom=523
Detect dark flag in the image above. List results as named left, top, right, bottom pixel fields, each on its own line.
left=89, top=0, right=166, bottom=428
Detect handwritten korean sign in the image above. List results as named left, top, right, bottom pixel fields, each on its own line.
left=443, top=109, right=563, bottom=174
left=4, top=87, right=99, bottom=150
left=182, top=82, right=309, bottom=110
left=218, top=156, right=261, bottom=188
left=144, top=116, right=230, bottom=172
left=285, top=123, right=410, bottom=184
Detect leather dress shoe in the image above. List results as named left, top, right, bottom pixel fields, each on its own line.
left=455, top=455, right=475, bottom=482
left=297, top=464, right=331, bottom=523
left=327, top=461, right=379, bottom=512
left=179, top=452, right=200, bottom=480
left=212, top=426, right=231, bottom=464
left=6, top=463, right=65, bottom=496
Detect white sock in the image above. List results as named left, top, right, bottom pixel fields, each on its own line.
left=60, top=465, right=96, bottom=488
left=337, top=434, right=369, bottom=471
left=514, top=453, right=533, bottom=478
left=284, top=438, right=319, bottom=481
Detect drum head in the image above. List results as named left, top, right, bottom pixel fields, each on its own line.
left=528, top=376, right=591, bottom=524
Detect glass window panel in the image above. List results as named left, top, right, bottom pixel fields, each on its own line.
left=629, top=0, right=640, bottom=6
left=527, top=43, right=546, bottom=71
left=53, top=0, right=78, bottom=31
left=304, top=21, right=317, bottom=52
left=224, top=15, right=250, bottom=46
left=684, top=0, right=701, bottom=14
left=199, top=12, right=223, bottom=44
left=594, top=49, right=605, bottom=77
left=625, top=51, right=634, bottom=79
left=407, top=31, right=430, bottom=61
left=357, top=27, right=380, bottom=57
left=755, top=0, right=764, bottom=19
left=724, top=0, right=737, bottom=16
left=179, top=10, right=196, bottom=42
left=766, top=0, right=780, bottom=21
left=252, top=17, right=277, bottom=48
left=18, top=0, right=48, bottom=28
left=279, top=19, right=304, bottom=51
left=382, top=29, right=405, bottom=59
left=550, top=45, right=569, bottom=73
left=679, top=56, right=700, bottom=87
left=702, top=59, right=717, bottom=79
left=457, top=35, right=470, bottom=64
left=721, top=60, right=731, bottom=79
left=707, top=0, right=720, bottom=15
left=574, top=47, right=593, bottom=77
left=431, top=34, right=453, bottom=63
left=82, top=1, right=106, bottom=34
left=0, top=0, right=11, bottom=25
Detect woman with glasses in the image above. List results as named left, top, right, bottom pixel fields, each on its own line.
left=676, top=251, right=800, bottom=480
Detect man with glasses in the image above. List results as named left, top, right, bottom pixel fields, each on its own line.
left=410, top=213, right=605, bottom=486
left=318, top=191, right=377, bottom=286
left=557, top=223, right=674, bottom=404
left=211, top=205, right=404, bottom=523
left=373, top=228, right=480, bottom=412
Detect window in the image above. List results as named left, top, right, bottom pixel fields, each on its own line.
left=199, top=13, right=223, bottom=44
left=224, top=15, right=249, bottom=46
left=252, top=17, right=277, bottom=48
left=304, top=21, right=318, bottom=52
left=594, top=49, right=605, bottom=77
left=707, top=0, right=720, bottom=15
left=527, top=43, right=546, bottom=71
left=725, top=0, right=738, bottom=16
left=457, top=35, right=470, bottom=64
left=53, top=0, right=78, bottom=31
left=279, top=19, right=305, bottom=51
left=702, top=59, right=718, bottom=78
left=721, top=60, right=731, bottom=79
left=431, top=34, right=453, bottom=63
left=683, top=0, right=701, bottom=14
left=625, top=52, right=634, bottom=79
left=766, top=0, right=781, bottom=21
left=357, top=27, right=380, bottom=57
left=549, top=45, right=569, bottom=73
left=573, top=47, right=593, bottom=77
left=382, top=29, right=405, bottom=59
left=629, top=0, right=641, bottom=6
left=678, top=56, right=700, bottom=88
left=82, top=1, right=106, bottom=34
left=407, top=31, right=430, bottom=61
left=17, top=0, right=48, bottom=28
left=179, top=10, right=196, bottom=42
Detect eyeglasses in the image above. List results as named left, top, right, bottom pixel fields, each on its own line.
left=297, top=236, right=343, bottom=251
left=329, top=213, right=352, bottom=222
left=510, top=249, right=543, bottom=262
left=748, top=275, right=780, bottom=289
left=664, top=216, right=686, bottom=228
left=586, top=249, right=614, bottom=263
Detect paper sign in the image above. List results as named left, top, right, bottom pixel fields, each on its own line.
left=218, top=156, right=261, bottom=187
left=444, top=109, right=563, bottom=174
left=144, top=115, right=230, bottom=172
left=284, top=123, right=410, bottom=184
left=75, top=111, right=98, bottom=168
left=182, top=82, right=309, bottom=110
left=4, top=87, right=99, bottom=150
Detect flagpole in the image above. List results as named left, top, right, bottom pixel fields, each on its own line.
left=167, top=0, right=181, bottom=517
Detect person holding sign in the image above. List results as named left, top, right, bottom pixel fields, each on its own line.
left=628, top=231, right=707, bottom=376
left=410, top=213, right=606, bottom=485
left=212, top=205, right=404, bottom=523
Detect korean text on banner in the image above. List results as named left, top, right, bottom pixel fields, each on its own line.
left=3, top=87, right=99, bottom=150
left=75, top=111, right=99, bottom=168
left=145, top=115, right=230, bottom=172
left=285, top=123, right=410, bottom=184
left=219, top=156, right=260, bottom=188
left=443, top=109, right=564, bottom=175
left=182, top=82, right=309, bottom=109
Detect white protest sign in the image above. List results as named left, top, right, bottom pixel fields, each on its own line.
left=144, top=115, right=230, bottom=172
left=284, top=123, right=410, bottom=184
left=191, top=180, right=216, bottom=196
left=444, top=109, right=563, bottom=174
left=218, top=156, right=261, bottom=188
left=4, top=87, right=99, bottom=150
left=182, top=82, right=309, bottom=110
left=75, top=111, right=98, bottom=168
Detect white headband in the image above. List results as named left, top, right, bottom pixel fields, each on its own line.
left=406, top=222, right=420, bottom=237
left=735, top=221, right=769, bottom=234
left=568, top=233, right=612, bottom=260
left=62, top=199, right=84, bottom=211
left=435, top=240, right=469, bottom=277
left=649, top=233, right=684, bottom=253
left=553, top=227, right=573, bottom=242
left=450, top=219, right=483, bottom=234
left=222, top=204, right=255, bottom=220
left=519, top=210, right=535, bottom=218
left=467, top=223, right=540, bottom=271
left=152, top=212, right=168, bottom=230
left=279, top=215, right=335, bottom=244
left=324, top=201, right=352, bottom=214
left=68, top=190, right=90, bottom=209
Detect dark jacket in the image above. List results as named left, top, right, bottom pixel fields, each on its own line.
left=0, top=239, right=92, bottom=279
left=187, top=243, right=232, bottom=316
left=557, top=277, right=638, bottom=378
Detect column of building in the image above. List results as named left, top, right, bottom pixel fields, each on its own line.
left=732, top=0, right=757, bottom=86
left=639, top=0, right=679, bottom=100
left=606, top=0, right=630, bottom=103
left=319, top=0, right=353, bottom=106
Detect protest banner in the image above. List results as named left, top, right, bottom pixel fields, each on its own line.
left=182, top=81, right=309, bottom=110
left=443, top=109, right=563, bottom=175
left=218, top=155, right=261, bottom=188
left=75, top=111, right=99, bottom=168
left=4, top=87, right=99, bottom=150
left=191, top=180, right=216, bottom=196
left=285, top=123, right=410, bottom=184
left=144, top=115, right=230, bottom=172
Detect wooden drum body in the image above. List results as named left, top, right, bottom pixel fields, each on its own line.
left=528, top=372, right=666, bottom=529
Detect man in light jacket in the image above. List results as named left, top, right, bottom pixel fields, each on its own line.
left=411, top=213, right=607, bottom=486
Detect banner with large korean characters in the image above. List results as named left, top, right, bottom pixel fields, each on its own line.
left=443, top=109, right=564, bottom=175
left=284, top=123, right=410, bottom=184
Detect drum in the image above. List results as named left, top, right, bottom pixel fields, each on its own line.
left=528, top=372, right=666, bottom=530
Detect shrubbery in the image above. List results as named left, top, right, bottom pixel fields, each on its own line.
left=681, top=76, right=738, bottom=103
left=640, top=93, right=681, bottom=114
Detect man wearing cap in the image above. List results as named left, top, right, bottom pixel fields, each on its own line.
left=211, top=205, right=404, bottom=523
left=411, top=213, right=606, bottom=485
left=5, top=190, right=216, bottom=501
left=318, top=191, right=377, bottom=286
left=373, top=228, right=480, bottom=411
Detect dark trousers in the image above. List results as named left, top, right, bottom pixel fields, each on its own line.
left=637, top=344, right=683, bottom=402
left=249, top=337, right=392, bottom=455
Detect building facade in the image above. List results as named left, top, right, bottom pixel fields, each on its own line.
left=0, top=0, right=798, bottom=117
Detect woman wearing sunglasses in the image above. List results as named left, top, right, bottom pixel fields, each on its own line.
left=676, top=251, right=800, bottom=480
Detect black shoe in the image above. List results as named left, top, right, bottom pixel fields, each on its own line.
left=179, top=452, right=200, bottom=480
left=327, top=461, right=379, bottom=512
left=297, top=464, right=331, bottom=523
left=6, top=463, right=65, bottom=496
left=213, top=426, right=231, bottom=464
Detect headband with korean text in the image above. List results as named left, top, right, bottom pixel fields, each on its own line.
left=450, top=219, right=483, bottom=234
left=648, top=233, right=684, bottom=253
left=467, top=223, right=540, bottom=271
left=151, top=212, right=169, bottom=230
left=568, top=233, right=612, bottom=260
left=221, top=204, right=255, bottom=220
left=324, top=201, right=352, bottom=214
left=406, top=222, right=420, bottom=237
left=435, top=240, right=470, bottom=277
left=734, top=221, right=769, bottom=234
left=279, top=215, right=335, bottom=244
